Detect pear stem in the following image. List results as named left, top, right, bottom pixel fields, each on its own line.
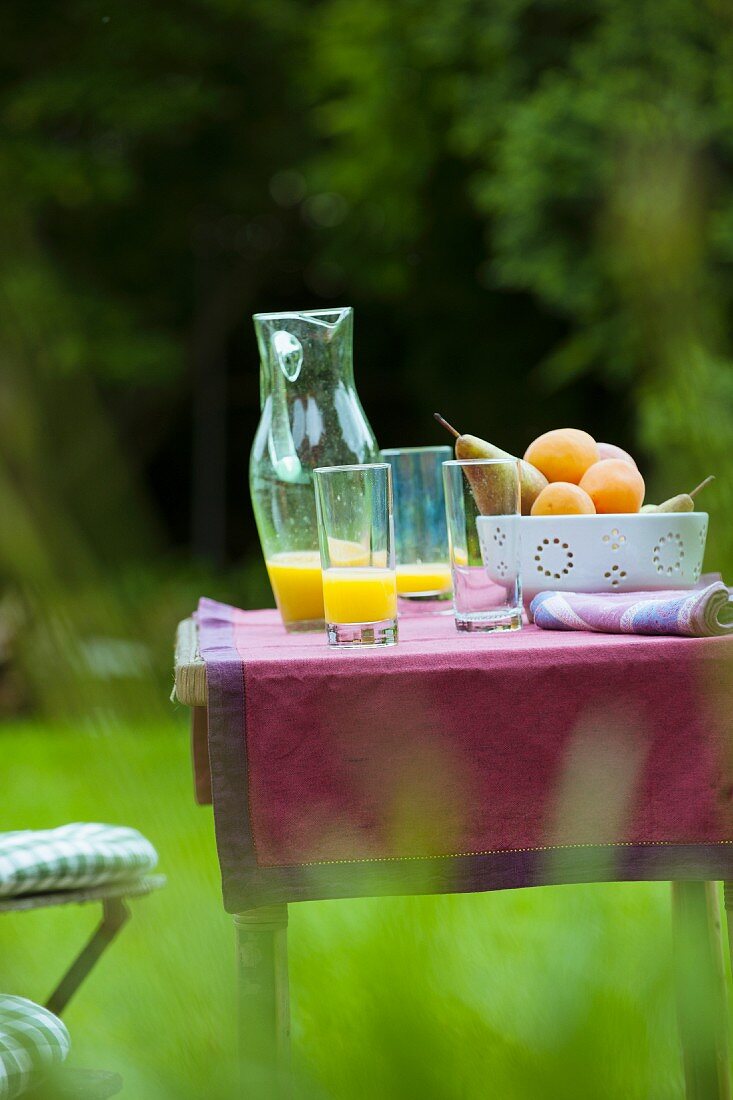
left=690, top=475, right=715, bottom=499
left=434, top=413, right=460, bottom=439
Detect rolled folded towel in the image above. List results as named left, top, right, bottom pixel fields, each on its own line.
left=529, top=581, right=733, bottom=637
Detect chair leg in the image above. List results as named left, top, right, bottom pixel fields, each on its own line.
left=725, top=882, right=733, bottom=979
left=46, top=898, right=130, bottom=1016
left=234, top=904, right=290, bottom=1096
left=672, top=882, right=731, bottom=1100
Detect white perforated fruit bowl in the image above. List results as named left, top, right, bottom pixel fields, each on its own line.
left=477, top=512, right=708, bottom=603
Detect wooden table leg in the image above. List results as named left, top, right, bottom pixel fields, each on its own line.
left=234, top=904, right=290, bottom=1096
left=672, top=882, right=731, bottom=1100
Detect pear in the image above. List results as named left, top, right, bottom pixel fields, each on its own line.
left=642, top=476, right=714, bottom=514
left=434, top=414, right=548, bottom=515
left=654, top=495, right=695, bottom=514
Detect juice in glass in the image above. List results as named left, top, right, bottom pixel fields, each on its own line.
left=266, top=540, right=371, bottom=629
left=396, top=562, right=452, bottom=597
left=266, top=551, right=324, bottom=629
left=322, top=568, right=398, bottom=624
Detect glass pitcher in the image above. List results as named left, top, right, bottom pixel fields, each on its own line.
left=250, top=307, right=379, bottom=632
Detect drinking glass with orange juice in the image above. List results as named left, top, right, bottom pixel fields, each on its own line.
left=381, top=446, right=453, bottom=607
left=314, top=464, right=398, bottom=648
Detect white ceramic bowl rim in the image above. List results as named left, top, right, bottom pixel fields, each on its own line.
left=518, top=511, right=708, bottom=519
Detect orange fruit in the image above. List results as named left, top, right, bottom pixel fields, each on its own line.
left=530, top=482, right=596, bottom=516
left=524, top=428, right=599, bottom=484
left=579, top=459, right=645, bottom=514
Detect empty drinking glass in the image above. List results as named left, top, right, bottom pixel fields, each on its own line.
left=380, top=446, right=452, bottom=606
left=313, top=463, right=398, bottom=648
left=442, top=458, right=522, bottom=632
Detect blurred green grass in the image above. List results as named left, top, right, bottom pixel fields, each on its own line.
left=0, top=718, right=724, bottom=1098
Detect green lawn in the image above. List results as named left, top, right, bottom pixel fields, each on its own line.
left=0, top=718, right=723, bottom=1098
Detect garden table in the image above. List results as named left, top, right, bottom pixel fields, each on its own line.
left=174, top=598, right=733, bottom=1098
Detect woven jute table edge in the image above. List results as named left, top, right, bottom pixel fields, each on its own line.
left=173, top=618, right=207, bottom=707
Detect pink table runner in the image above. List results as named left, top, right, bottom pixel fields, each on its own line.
left=197, top=598, right=733, bottom=911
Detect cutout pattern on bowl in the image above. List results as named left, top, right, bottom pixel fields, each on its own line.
left=534, top=537, right=574, bottom=581
left=493, top=526, right=507, bottom=547
left=495, top=560, right=509, bottom=578
left=602, top=528, right=627, bottom=551
left=603, top=563, right=628, bottom=588
left=653, top=531, right=685, bottom=576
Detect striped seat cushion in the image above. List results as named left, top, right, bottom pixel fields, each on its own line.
left=0, top=996, right=70, bottom=1099
left=0, top=824, right=158, bottom=898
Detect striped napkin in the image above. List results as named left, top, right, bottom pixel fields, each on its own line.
left=0, top=823, right=158, bottom=898
left=529, top=580, right=733, bottom=637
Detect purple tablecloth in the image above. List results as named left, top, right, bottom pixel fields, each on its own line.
left=197, top=598, right=733, bottom=911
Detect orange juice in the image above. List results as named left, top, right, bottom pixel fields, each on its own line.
left=322, top=568, right=397, bottom=624
left=266, top=551, right=324, bottom=626
left=396, top=562, right=452, bottom=596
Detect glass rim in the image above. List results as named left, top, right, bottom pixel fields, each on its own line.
left=314, top=462, right=390, bottom=475
left=253, top=306, right=351, bottom=323
left=442, top=458, right=519, bottom=467
left=380, top=445, right=453, bottom=456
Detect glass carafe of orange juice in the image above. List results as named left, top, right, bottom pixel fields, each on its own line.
left=250, top=308, right=379, bottom=631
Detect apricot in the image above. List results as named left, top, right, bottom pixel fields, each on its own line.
left=524, top=428, right=599, bottom=484
left=579, top=459, right=645, bottom=514
left=597, top=441, right=637, bottom=468
left=530, top=482, right=596, bottom=516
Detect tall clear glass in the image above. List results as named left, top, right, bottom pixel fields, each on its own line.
left=250, top=307, right=379, bottom=633
left=442, top=459, right=522, bottom=632
left=313, top=464, right=398, bottom=648
left=380, top=446, right=453, bottom=606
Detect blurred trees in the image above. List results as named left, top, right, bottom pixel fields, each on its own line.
left=0, top=0, right=311, bottom=712
left=1, top=0, right=733, bottom=711
left=304, top=0, right=733, bottom=563
left=0, top=0, right=311, bottom=557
